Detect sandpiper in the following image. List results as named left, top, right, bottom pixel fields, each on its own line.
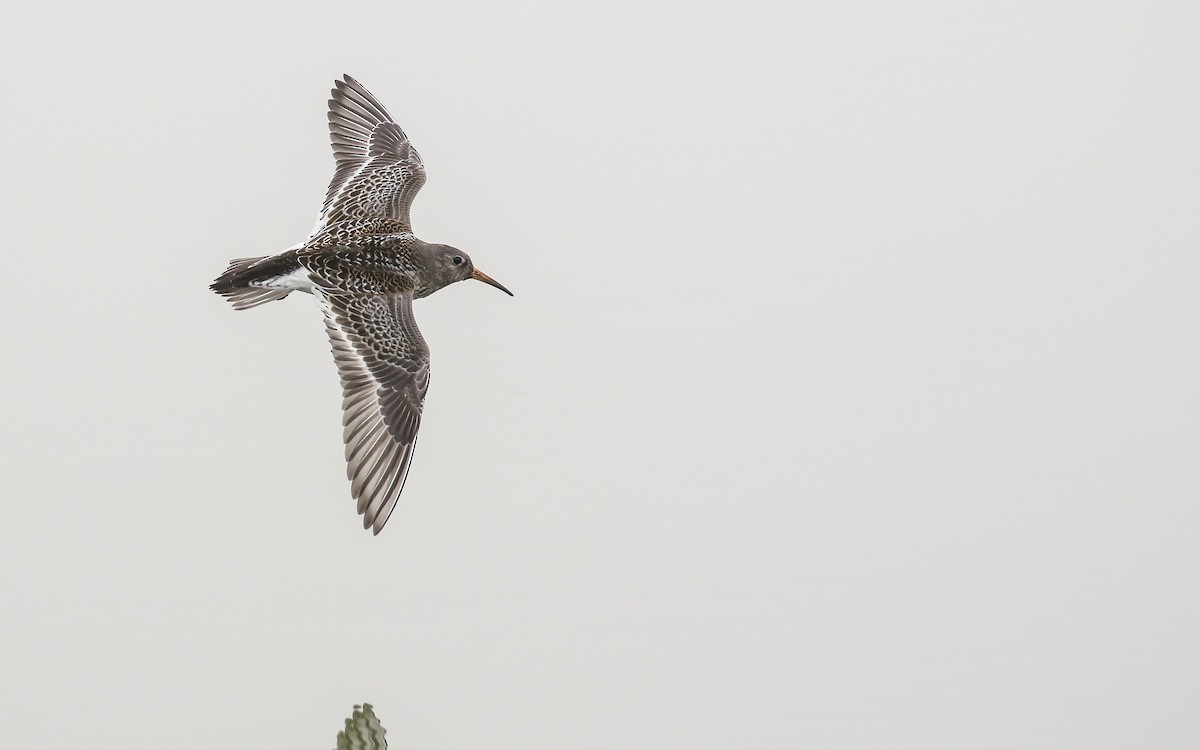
left=211, top=75, right=511, bottom=535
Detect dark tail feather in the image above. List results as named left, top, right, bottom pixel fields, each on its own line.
left=210, top=256, right=291, bottom=310
left=215, top=286, right=293, bottom=310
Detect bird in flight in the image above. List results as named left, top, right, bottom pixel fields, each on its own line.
left=211, top=75, right=512, bottom=535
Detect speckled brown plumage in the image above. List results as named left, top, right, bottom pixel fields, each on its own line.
left=210, top=75, right=512, bottom=535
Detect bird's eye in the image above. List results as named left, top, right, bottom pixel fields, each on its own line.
left=452, top=256, right=464, bottom=266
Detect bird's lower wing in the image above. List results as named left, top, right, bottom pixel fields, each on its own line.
left=316, top=286, right=430, bottom=534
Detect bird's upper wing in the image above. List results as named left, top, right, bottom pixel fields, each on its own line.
left=315, top=75, right=427, bottom=233
left=315, top=283, right=430, bottom=534
left=336, top=704, right=388, bottom=750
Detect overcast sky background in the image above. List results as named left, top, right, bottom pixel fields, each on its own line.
left=1, top=1, right=1197, bottom=748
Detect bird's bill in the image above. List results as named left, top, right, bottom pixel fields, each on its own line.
left=471, top=268, right=514, bottom=296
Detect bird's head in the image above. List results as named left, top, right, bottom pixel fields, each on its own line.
left=425, top=243, right=513, bottom=297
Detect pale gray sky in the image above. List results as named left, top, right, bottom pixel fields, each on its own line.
left=2, top=1, right=1198, bottom=748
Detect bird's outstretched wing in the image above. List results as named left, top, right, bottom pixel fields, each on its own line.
left=336, top=703, right=388, bottom=750
left=316, top=75, right=427, bottom=233
left=316, top=285, right=430, bottom=534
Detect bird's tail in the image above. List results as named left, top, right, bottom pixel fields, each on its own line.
left=210, top=256, right=292, bottom=310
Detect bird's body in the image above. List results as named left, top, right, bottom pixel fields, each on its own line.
left=211, top=75, right=511, bottom=534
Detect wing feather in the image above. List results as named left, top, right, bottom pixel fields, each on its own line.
left=316, top=286, right=430, bottom=534
left=315, top=75, right=427, bottom=234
